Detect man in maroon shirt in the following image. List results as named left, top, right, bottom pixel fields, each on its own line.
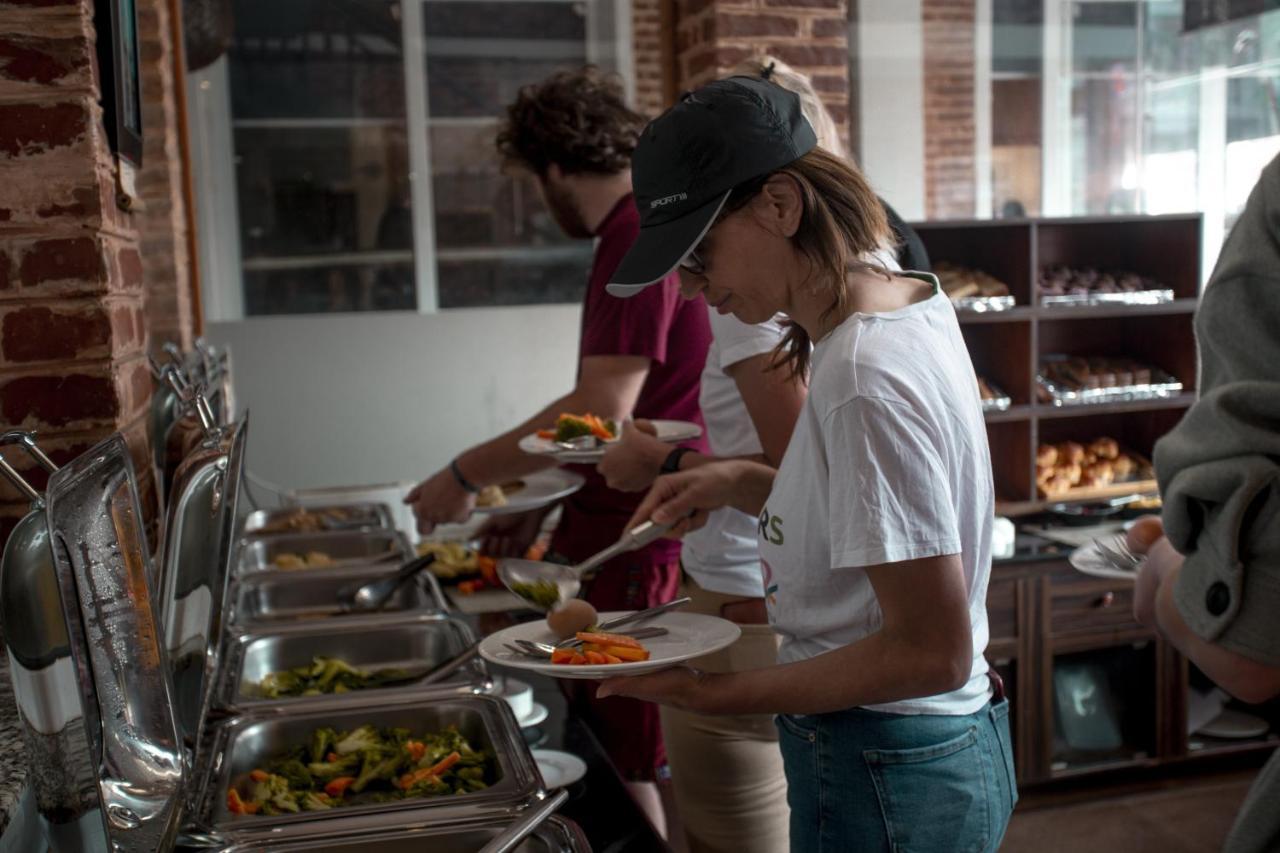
left=405, top=68, right=711, bottom=829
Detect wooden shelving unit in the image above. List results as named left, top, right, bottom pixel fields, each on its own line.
left=911, top=214, right=1202, bottom=515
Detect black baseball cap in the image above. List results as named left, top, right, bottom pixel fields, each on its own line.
left=607, top=76, right=817, bottom=297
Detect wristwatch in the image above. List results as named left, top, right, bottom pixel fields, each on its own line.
left=660, top=446, right=694, bottom=475
left=449, top=458, right=480, bottom=494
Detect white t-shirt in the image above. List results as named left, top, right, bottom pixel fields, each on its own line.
left=681, top=310, right=787, bottom=597
left=757, top=272, right=994, bottom=716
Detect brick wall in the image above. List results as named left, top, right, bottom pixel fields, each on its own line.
left=922, top=0, right=976, bottom=218
left=0, top=0, right=159, bottom=543
left=669, top=0, right=850, bottom=149
left=136, top=0, right=196, bottom=352
left=633, top=0, right=667, bottom=115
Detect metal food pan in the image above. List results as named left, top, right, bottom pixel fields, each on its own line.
left=244, top=504, right=395, bottom=537
left=196, top=696, right=540, bottom=839
left=237, top=530, right=408, bottom=575
left=230, top=568, right=447, bottom=628
left=222, top=615, right=485, bottom=710
left=213, top=815, right=590, bottom=852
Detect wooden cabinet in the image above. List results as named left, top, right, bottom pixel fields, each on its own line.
left=986, top=557, right=1279, bottom=787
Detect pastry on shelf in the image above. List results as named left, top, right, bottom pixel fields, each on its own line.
left=977, top=376, right=1012, bottom=411
left=1037, top=355, right=1181, bottom=406
left=1037, top=264, right=1170, bottom=303
left=1034, top=437, right=1153, bottom=498
left=935, top=262, right=1012, bottom=303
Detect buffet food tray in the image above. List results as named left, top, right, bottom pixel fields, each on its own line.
left=193, top=695, right=541, bottom=845
left=230, top=566, right=447, bottom=628
left=244, top=503, right=395, bottom=537
left=951, top=295, right=1016, bottom=313
left=213, top=815, right=591, bottom=852
left=1039, top=289, right=1173, bottom=308
left=237, top=529, right=409, bottom=575
left=221, top=614, right=487, bottom=711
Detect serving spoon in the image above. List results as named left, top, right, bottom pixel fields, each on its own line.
left=497, top=519, right=675, bottom=611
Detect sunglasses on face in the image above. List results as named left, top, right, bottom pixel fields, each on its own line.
left=678, top=244, right=707, bottom=276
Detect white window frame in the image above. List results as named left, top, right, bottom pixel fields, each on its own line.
left=192, top=0, right=634, bottom=322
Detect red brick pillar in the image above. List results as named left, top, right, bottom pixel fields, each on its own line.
left=0, top=0, right=158, bottom=542
left=634, top=0, right=668, bottom=116
left=136, top=0, right=196, bottom=351
left=922, top=0, right=976, bottom=218
left=673, top=0, right=850, bottom=149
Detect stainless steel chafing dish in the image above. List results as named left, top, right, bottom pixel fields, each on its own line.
left=243, top=503, right=395, bottom=537
left=36, top=431, right=547, bottom=852
left=215, top=815, right=592, bottom=852
left=231, top=565, right=447, bottom=628
left=220, top=614, right=488, bottom=711
left=237, top=529, right=408, bottom=575
left=191, top=695, right=541, bottom=846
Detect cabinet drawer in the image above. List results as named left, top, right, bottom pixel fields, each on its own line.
left=1050, top=579, right=1142, bottom=637
left=987, top=580, right=1018, bottom=642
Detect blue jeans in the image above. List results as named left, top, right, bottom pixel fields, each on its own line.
left=775, top=699, right=1017, bottom=853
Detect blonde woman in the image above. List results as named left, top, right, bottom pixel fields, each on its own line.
left=600, top=76, right=1015, bottom=852
left=596, top=57, right=899, bottom=853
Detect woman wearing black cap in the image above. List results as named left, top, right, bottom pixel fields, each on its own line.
left=598, top=76, right=1016, bottom=852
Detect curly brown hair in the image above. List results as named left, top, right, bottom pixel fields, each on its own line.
left=495, top=67, right=645, bottom=176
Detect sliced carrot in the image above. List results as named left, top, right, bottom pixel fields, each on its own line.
left=326, top=752, right=339, bottom=763
left=575, top=631, right=642, bottom=649
left=536, top=429, right=557, bottom=439
left=249, top=769, right=270, bottom=783
left=602, top=653, right=623, bottom=664
left=550, top=649, right=575, bottom=665
left=584, top=650, right=608, bottom=665
left=406, top=740, right=426, bottom=762
left=425, top=751, right=461, bottom=778
left=569, top=652, right=588, bottom=665
left=228, top=788, right=259, bottom=815
left=603, top=644, right=650, bottom=662
left=324, top=776, right=357, bottom=798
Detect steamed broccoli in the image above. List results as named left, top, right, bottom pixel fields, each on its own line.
left=310, top=727, right=337, bottom=764
left=306, top=752, right=361, bottom=782
left=334, top=725, right=380, bottom=755
left=266, top=758, right=313, bottom=790
left=351, top=750, right=406, bottom=794
left=299, top=792, right=333, bottom=811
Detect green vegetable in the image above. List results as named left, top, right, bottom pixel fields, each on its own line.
left=510, top=579, right=561, bottom=610
left=306, top=752, right=361, bottom=782
left=232, top=723, right=495, bottom=819
left=253, top=656, right=419, bottom=699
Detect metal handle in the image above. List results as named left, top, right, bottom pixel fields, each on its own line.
left=419, top=643, right=481, bottom=685
left=477, top=789, right=570, bottom=853
left=0, top=431, right=59, bottom=503
left=573, top=518, right=677, bottom=576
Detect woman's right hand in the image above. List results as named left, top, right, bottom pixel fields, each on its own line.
left=625, top=460, right=751, bottom=537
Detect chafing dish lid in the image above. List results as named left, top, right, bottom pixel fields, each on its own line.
left=159, top=415, right=250, bottom=759
left=45, top=433, right=186, bottom=851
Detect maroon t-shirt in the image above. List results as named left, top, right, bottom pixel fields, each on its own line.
left=550, top=194, right=711, bottom=565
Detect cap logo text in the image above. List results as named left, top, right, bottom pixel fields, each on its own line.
left=651, top=192, right=688, bottom=208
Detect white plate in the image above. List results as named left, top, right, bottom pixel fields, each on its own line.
left=473, top=469, right=585, bottom=516
left=519, top=701, right=550, bottom=729
left=1068, top=534, right=1141, bottom=581
left=517, top=420, right=703, bottom=463
left=478, top=611, right=741, bottom=680
left=1196, top=709, right=1271, bottom=740
left=532, top=749, right=588, bottom=788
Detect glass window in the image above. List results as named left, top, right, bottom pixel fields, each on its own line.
left=216, top=0, right=622, bottom=317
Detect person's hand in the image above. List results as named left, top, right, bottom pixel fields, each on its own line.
left=405, top=466, right=476, bottom=535
left=477, top=507, right=551, bottom=558
left=624, top=460, right=747, bottom=537
left=597, top=665, right=713, bottom=712
left=597, top=419, right=670, bottom=492
left=1127, top=515, right=1185, bottom=628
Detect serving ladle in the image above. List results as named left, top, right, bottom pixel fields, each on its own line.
left=341, top=552, right=437, bottom=613
left=497, top=519, right=676, bottom=611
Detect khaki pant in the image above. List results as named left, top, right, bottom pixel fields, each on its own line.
left=660, top=577, right=790, bottom=853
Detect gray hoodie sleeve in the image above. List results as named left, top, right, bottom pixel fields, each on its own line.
left=1153, top=154, right=1280, bottom=668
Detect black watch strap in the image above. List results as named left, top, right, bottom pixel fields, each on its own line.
left=450, top=458, right=481, bottom=494
left=660, top=446, right=694, bottom=475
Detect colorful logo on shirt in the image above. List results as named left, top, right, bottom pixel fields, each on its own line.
left=761, top=556, right=778, bottom=608
left=758, top=508, right=784, bottom=546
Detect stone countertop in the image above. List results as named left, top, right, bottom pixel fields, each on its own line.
left=0, top=655, right=29, bottom=838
